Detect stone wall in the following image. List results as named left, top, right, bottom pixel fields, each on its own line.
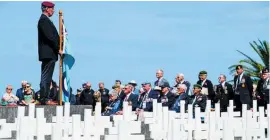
left=0, top=105, right=92, bottom=123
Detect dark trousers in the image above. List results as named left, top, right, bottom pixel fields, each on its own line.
left=40, top=59, right=56, bottom=105
left=234, top=95, right=241, bottom=111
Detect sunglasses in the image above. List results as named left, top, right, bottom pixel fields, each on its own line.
left=6, top=88, right=12, bottom=90
left=26, top=86, right=30, bottom=88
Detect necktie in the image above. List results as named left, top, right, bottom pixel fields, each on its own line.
left=237, top=75, right=241, bottom=85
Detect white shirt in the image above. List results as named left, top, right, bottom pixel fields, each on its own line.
left=236, top=72, right=244, bottom=84
left=157, top=77, right=163, bottom=86
left=221, top=81, right=226, bottom=88
left=125, top=93, right=132, bottom=101
left=201, top=79, right=206, bottom=86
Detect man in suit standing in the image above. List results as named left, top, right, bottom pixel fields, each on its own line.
left=256, top=67, right=270, bottom=109
left=38, top=1, right=62, bottom=105
left=154, top=69, right=169, bottom=87
left=197, top=71, right=215, bottom=107
left=234, top=65, right=253, bottom=110
left=214, top=74, right=234, bottom=112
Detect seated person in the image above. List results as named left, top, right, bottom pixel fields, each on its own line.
left=102, top=91, right=121, bottom=116
left=186, top=84, right=207, bottom=118
left=157, top=82, right=175, bottom=109
left=21, top=83, right=35, bottom=105
left=116, top=84, right=138, bottom=115
left=171, top=84, right=189, bottom=113
left=136, top=82, right=159, bottom=114
left=2, top=85, right=19, bottom=106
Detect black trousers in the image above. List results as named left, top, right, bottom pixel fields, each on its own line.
left=40, top=59, right=56, bottom=104
left=234, top=95, right=241, bottom=111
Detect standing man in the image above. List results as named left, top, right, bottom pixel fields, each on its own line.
left=154, top=69, right=169, bottom=87
left=38, top=1, right=62, bottom=105
left=197, top=71, right=215, bottom=107
left=256, top=67, right=270, bottom=109
left=98, top=82, right=110, bottom=112
left=234, top=65, right=253, bottom=110
left=214, top=74, right=234, bottom=112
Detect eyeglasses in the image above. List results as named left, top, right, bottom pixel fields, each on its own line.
left=26, top=86, right=30, bottom=88
left=6, top=88, right=12, bottom=90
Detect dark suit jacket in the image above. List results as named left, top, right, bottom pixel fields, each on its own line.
left=197, top=79, right=215, bottom=101
left=121, top=93, right=138, bottom=111
left=158, top=91, right=175, bottom=109
left=99, top=88, right=110, bottom=112
left=38, top=14, right=60, bottom=61
left=257, top=78, right=270, bottom=103
left=234, top=73, right=253, bottom=105
left=138, top=89, right=159, bottom=112
left=186, top=93, right=207, bottom=117
left=214, top=82, right=234, bottom=109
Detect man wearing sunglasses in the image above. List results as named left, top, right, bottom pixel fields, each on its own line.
left=38, top=1, right=62, bottom=105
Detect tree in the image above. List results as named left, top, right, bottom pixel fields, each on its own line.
left=228, top=39, right=269, bottom=84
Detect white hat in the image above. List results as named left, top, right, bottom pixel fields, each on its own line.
left=128, top=80, right=137, bottom=86
left=154, top=86, right=161, bottom=91
left=120, top=85, right=125, bottom=89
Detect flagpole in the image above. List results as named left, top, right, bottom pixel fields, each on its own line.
left=59, top=10, right=63, bottom=106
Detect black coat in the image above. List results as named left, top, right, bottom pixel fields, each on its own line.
left=197, top=79, right=215, bottom=101
left=38, top=14, right=60, bottom=61
left=234, top=73, right=253, bottom=105
left=214, top=82, right=234, bottom=111
left=158, top=91, right=175, bottom=109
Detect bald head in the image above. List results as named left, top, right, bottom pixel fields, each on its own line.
left=85, top=82, right=91, bottom=89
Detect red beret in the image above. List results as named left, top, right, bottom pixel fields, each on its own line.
left=41, top=1, right=55, bottom=8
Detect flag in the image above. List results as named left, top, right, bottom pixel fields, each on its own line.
left=62, top=16, right=75, bottom=102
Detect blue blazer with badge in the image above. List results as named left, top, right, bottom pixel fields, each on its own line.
left=138, top=89, right=159, bottom=112
left=122, top=93, right=138, bottom=111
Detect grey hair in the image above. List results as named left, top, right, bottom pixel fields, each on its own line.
left=125, top=84, right=133, bottom=90
left=157, top=69, right=164, bottom=74
left=177, top=73, right=184, bottom=77
left=177, top=84, right=187, bottom=92
left=110, top=90, right=119, bottom=96
left=220, top=74, right=227, bottom=80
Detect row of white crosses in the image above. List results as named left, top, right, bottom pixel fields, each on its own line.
left=0, top=100, right=269, bottom=140
left=0, top=102, right=144, bottom=140
left=141, top=99, right=270, bottom=140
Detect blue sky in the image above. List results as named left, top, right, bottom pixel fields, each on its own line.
left=0, top=1, right=269, bottom=94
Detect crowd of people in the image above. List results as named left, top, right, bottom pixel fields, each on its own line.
left=1, top=65, right=269, bottom=117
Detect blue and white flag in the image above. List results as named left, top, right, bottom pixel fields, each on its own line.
left=62, top=17, right=75, bottom=102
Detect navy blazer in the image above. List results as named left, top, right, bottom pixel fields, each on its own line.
left=122, top=93, right=138, bottom=111
left=16, top=88, right=24, bottom=102
left=38, top=14, right=59, bottom=61
left=158, top=92, right=175, bottom=109
left=138, top=89, right=159, bottom=112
